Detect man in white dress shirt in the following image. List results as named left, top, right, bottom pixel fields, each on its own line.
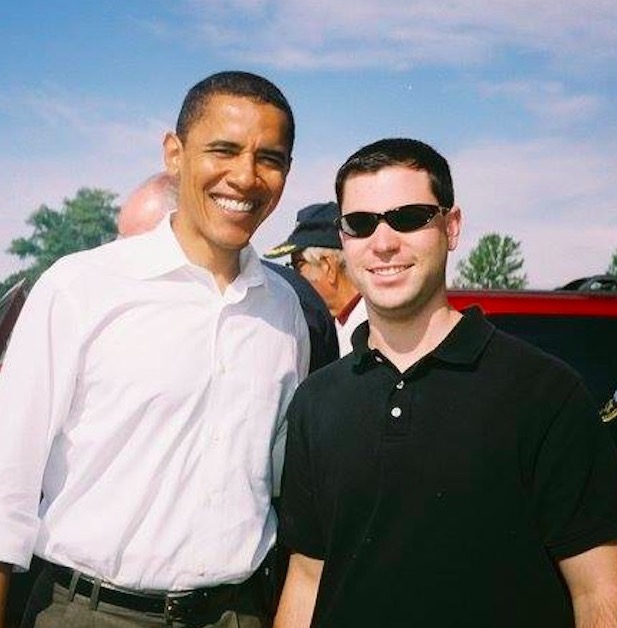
left=264, top=203, right=366, bottom=355
left=0, top=70, right=309, bottom=628
left=117, top=172, right=339, bottom=378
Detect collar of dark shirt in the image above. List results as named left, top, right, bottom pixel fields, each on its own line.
left=351, top=306, right=495, bottom=373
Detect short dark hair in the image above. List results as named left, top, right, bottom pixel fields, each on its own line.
left=335, top=138, right=454, bottom=209
left=175, top=70, right=295, bottom=154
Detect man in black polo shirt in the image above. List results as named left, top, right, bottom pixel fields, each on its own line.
left=273, top=138, right=617, bottom=628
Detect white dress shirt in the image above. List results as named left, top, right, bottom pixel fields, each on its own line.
left=335, top=297, right=368, bottom=356
left=0, top=215, right=309, bottom=590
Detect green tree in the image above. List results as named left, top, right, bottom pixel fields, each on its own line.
left=453, top=233, right=528, bottom=289
left=1, top=188, right=119, bottom=296
left=607, top=250, right=617, bottom=276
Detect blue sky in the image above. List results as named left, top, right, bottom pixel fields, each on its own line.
left=1, top=0, right=616, bottom=288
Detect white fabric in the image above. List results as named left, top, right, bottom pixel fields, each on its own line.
left=335, top=297, right=368, bottom=355
left=0, top=215, right=309, bottom=590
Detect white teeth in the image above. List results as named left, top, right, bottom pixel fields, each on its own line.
left=371, top=266, right=408, bottom=276
left=214, top=197, right=254, bottom=213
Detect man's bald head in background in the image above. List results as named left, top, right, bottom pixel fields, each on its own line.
left=117, top=172, right=178, bottom=237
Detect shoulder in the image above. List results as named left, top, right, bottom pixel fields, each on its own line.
left=33, top=239, right=119, bottom=291
left=291, top=354, right=353, bottom=404
left=489, top=326, right=582, bottom=384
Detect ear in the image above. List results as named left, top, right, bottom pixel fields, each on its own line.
left=445, top=206, right=462, bottom=252
left=320, top=254, right=338, bottom=285
left=163, top=132, right=183, bottom=176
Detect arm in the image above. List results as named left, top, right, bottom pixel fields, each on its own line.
left=559, top=542, right=617, bottom=627
left=0, top=562, right=11, bottom=628
left=274, top=552, right=323, bottom=628
left=0, top=274, right=79, bottom=572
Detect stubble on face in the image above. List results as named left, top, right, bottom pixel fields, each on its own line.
left=340, top=167, right=457, bottom=324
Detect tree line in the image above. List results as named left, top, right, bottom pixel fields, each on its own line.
left=1, top=188, right=616, bottom=298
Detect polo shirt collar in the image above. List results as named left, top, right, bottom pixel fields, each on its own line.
left=351, top=306, right=494, bottom=372
left=431, top=306, right=494, bottom=364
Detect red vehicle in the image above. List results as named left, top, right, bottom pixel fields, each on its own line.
left=447, top=287, right=617, bottom=408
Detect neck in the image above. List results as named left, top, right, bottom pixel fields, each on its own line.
left=171, top=213, right=241, bottom=292
left=332, top=276, right=361, bottom=318
left=367, top=296, right=461, bottom=372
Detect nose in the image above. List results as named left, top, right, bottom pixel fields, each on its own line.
left=370, top=220, right=400, bottom=253
left=370, top=221, right=400, bottom=255
left=227, top=152, right=258, bottom=190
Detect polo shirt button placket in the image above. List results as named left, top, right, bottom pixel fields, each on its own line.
left=385, top=375, right=411, bottom=437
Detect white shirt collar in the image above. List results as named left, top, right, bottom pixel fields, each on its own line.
left=111, top=213, right=267, bottom=293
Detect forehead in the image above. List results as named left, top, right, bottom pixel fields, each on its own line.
left=185, top=93, right=291, bottom=150
left=342, top=166, right=435, bottom=212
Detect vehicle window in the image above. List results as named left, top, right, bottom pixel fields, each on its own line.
left=486, top=314, right=616, bottom=408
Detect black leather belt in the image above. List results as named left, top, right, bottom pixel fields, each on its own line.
left=46, top=561, right=245, bottom=622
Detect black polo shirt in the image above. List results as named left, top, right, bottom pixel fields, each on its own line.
left=279, top=307, right=617, bottom=628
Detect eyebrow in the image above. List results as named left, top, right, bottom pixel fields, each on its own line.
left=205, top=140, right=289, bottom=163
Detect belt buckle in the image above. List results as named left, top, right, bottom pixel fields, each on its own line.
left=164, top=589, right=208, bottom=623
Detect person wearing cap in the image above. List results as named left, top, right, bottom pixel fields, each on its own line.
left=265, top=202, right=367, bottom=355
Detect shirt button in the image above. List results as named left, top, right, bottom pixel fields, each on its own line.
left=390, top=407, right=402, bottom=419
left=396, top=381, right=405, bottom=389
left=375, top=356, right=383, bottom=363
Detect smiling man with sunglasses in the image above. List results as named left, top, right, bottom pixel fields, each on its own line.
left=274, top=138, right=617, bottom=628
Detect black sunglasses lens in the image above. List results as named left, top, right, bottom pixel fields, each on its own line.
left=339, top=205, right=442, bottom=238
left=341, top=213, right=377, bottom=237
left=387, top=205, right=436, bottom=232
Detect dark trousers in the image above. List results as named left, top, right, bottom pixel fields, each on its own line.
left=20, top=565, right=270, bottom=628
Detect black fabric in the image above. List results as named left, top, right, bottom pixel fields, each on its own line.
left=279, top=307, right=617, bottom=628
left=600, top=386, right=617, bottom=446
left=263, top=261, right=339, bottom=372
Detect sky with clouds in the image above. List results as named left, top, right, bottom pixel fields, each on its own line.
left=1, top=0, right=616, bottom=288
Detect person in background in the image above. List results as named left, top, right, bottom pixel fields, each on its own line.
left=0, top=70, right=310, bottom=628
left=264, top=202, right=366, bottom=355
left=118, top=172, right=339, bottom=373
left=274, top=138, right=617, bottom=628
left=116, top=171, right=178, bottom=237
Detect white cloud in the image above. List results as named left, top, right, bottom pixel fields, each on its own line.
left=449, top=138, right=617, bottom=288
left=176, top=0, right=617, bottom=70
left=16, top=85, right=169, bottom=157
left=479, top=80, right=604, bottom=127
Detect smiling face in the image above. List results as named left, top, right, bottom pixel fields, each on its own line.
left=340, top=165, right=461, bottom=322
left=164, top=93, right=291, bottom=282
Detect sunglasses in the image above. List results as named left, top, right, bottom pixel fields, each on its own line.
left=335, top=204, right=451, bottom=238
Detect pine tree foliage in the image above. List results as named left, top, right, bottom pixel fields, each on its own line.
left=607, top=250, right=617, bottom=276
left=453, top=233, right=528, bottom=289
